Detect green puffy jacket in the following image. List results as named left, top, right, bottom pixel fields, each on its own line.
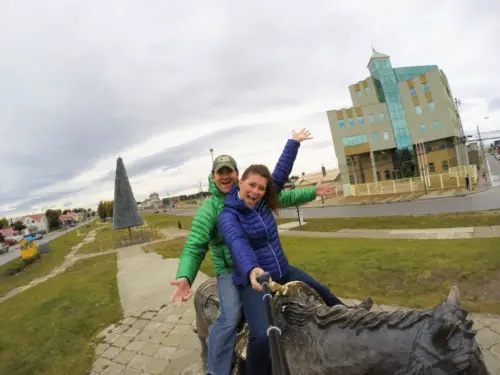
left=176, top=174, right=317, bottom=285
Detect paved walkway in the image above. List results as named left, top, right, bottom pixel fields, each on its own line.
left=278, top=221, right=500, bottom=239
left=84, top=227, right=500, bottom=375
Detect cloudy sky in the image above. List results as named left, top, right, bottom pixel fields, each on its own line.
left=1, top=0, right=499, bottom=218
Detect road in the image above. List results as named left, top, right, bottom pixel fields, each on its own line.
left=0, top=220, right=93, bottom=267
left=153, top=154, right=500, bottom=219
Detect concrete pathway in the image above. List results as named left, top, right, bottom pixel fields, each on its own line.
left=87, top=227, right=500, bottom=375
left=278, top=221, right=500, bottom=239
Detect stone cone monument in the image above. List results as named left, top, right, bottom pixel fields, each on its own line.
left=113, top=157, right=143, bottom=238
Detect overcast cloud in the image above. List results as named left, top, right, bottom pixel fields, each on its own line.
left=1, top=0, right=499, bottom=217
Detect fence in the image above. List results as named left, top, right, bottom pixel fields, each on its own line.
left=350, top=164, right=478, bottom=196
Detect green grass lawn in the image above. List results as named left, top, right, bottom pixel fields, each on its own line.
left=0, top=222, right=97, bottom=297
left=143, top=236, right=216, bottom=278
left=143, top=210, right=500, bottom=233
left=294, top=210, right=500, bottom=232
left=147, top=235, right=500, bottom=314
left=78, top=225, right=162, bottom=254
left=0, top=253, right=122, bottom=375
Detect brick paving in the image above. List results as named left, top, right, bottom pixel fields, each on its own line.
left=90, top=303, right=203, bottom=375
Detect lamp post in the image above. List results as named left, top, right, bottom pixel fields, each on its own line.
left=209, top=148, right=214, bottom=163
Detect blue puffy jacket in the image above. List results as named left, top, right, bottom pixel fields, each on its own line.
left=219, top=139, right=302, bottom=285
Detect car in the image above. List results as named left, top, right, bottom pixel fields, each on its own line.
left=0, top=243, right=9, bottom=254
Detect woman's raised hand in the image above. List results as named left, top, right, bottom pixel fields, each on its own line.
left=292, top=128, right=313, bottom=143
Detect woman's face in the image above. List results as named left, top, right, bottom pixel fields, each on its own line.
left=239, top=172, right=267, bottom=207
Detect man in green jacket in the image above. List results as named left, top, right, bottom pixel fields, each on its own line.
left=169, top=129, right=332, bottom=375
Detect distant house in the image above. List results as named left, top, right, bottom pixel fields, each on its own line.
left=284, top=169, right=342, bottom=194
left=59, top=211, right=85, bottom=227
left=21, top=214, right=50, bottom=234
left=138, top=192, right=162, bottom=210
left=0, top=227, right=15, bottom=239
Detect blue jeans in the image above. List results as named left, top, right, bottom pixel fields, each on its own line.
left=207, top=272, right=242, bottom=375
left=240, top=265, right=344, bottom=375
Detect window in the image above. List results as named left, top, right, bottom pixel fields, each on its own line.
left=338, top=119, right=345, bottom=128
left=410, top=88, right=416, bottom=96
left=425, top=145, right=432, bottom=153
left=383, top=130, right=390, bottom=140
left=433, top=120, right=440, bottom=129
left=342, top=134, right=368, bottom=146
left=439, top=143, right=446, bottom=150
left=379, top=112, right=385, bottom=121
left=348, top=117, right=355, bottom=126
left=373, top=132, right=379, bottom=141
left=357, top=116, right=364, bottom=124
left=384, top=170, right=391, bottom=180
left=369, top=114, right=375, bottom=123
left=376, top=171, right=381, bottom=181
left=346, top=158, right=352, bottom=167
left=420, top=123, right=426, bottom=132
left=428, top=101, right=435, bottom=111
left=442, top=160, right=449, bottom=172
left=415, top=105, right=422, bottom=115
left=428, top=162, right=435, bottom=173
left=356, top=91, right=362, bottom=97
left=365, top=87, right=370, bottom=95
left=423, top=83, right=430, bottom=92
left=349, top=175, right=355, bottom=184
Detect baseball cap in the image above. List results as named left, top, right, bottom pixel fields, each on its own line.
left=212, top=155, right=238, bottom=173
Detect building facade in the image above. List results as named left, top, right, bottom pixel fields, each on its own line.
left=327, top=48, right=468, bottom=194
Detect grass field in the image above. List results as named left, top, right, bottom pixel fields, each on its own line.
left=141, top=210, right=500, bottom=233
left=0, top=253, right=121, bottom=375
left=78, top=224, right=162, bottom=254
left=0, top=222, right=97, bottom=297
left=145, top=235, right=500, bottom=314
left=295, top=210, right=500, bottom=232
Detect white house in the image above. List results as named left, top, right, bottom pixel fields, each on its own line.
left=22, top=214, right=50, bottom=234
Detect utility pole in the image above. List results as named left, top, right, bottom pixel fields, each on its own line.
left=209, top=148, right=214, bottom=163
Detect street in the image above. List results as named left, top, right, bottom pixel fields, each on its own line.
left=157, top=154, right=500, bottom=219
left=0, top=220, right=93, bottom=267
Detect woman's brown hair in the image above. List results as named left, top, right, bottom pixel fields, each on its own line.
left=241, top=164, right=282, bottom=215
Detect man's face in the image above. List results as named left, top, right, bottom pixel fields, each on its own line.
left=212, top=167, right=239, bottom=193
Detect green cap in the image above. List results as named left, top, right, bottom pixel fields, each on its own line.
left=213, top=154, right=238, bottom=173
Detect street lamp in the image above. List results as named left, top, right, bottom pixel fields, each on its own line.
left=209, top=148, right=214, bottom=163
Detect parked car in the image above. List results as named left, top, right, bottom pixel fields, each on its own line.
left=0, top=243, right=9, bottom=254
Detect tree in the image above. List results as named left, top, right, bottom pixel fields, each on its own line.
left=45, top=209, right=62, bottom=230
left=12, top=220, right=26, bottom=232
left=112, top=157, right=143, bottom=237
left=0, top=233, right=4, bottom=243
left=0, top=217, right=8, bottom=229
left=392, top=148, right=416, bottom=179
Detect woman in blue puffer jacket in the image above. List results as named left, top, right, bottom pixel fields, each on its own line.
left=219, top=137, right=374, bottom=375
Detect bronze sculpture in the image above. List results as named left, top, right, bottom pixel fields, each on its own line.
left=193, top=278, right=488, bottom=374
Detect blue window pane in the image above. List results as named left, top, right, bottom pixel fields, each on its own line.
left=373, top=132, right=379, bottom=141
left=410, top=88, right=416, bottom=96
left=383, top=130, right=389, bottom=140
left=416, top=105, right=422, bottom=115
left=428, top=101, right=435, bottom=111
left=379, top=112, right=385, bottom=121
left=342, top=134, right=368, bottom=146
left=433, top=120, right=440, bottom=129
left=339, top=119, right=345, bottom=128
left=369, top=114, right=375, bottom=123
left=420, top=123, right=426, bottom=132
left=357, top=116, right=364, bottom=124
left=423, top=83, right=430, bottom=92
left=356, top=91, right=362, bottom=97
left=364, top=87, right=370, bottom=95
left=348, top=118, right=355, bottom=126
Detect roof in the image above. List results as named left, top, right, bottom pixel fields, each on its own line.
left=367, top=46, right=390, bottom=67
left=0, top=228, right=14, bottom=236
left=23, top=213, right=45, bottom=222
left=295, top=169, right=341, bottom=187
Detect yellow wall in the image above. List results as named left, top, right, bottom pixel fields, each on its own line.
left=423, top=139, right=457, bottom=173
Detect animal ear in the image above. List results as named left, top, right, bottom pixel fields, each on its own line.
left=446, top=286, right=460, bottom=305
